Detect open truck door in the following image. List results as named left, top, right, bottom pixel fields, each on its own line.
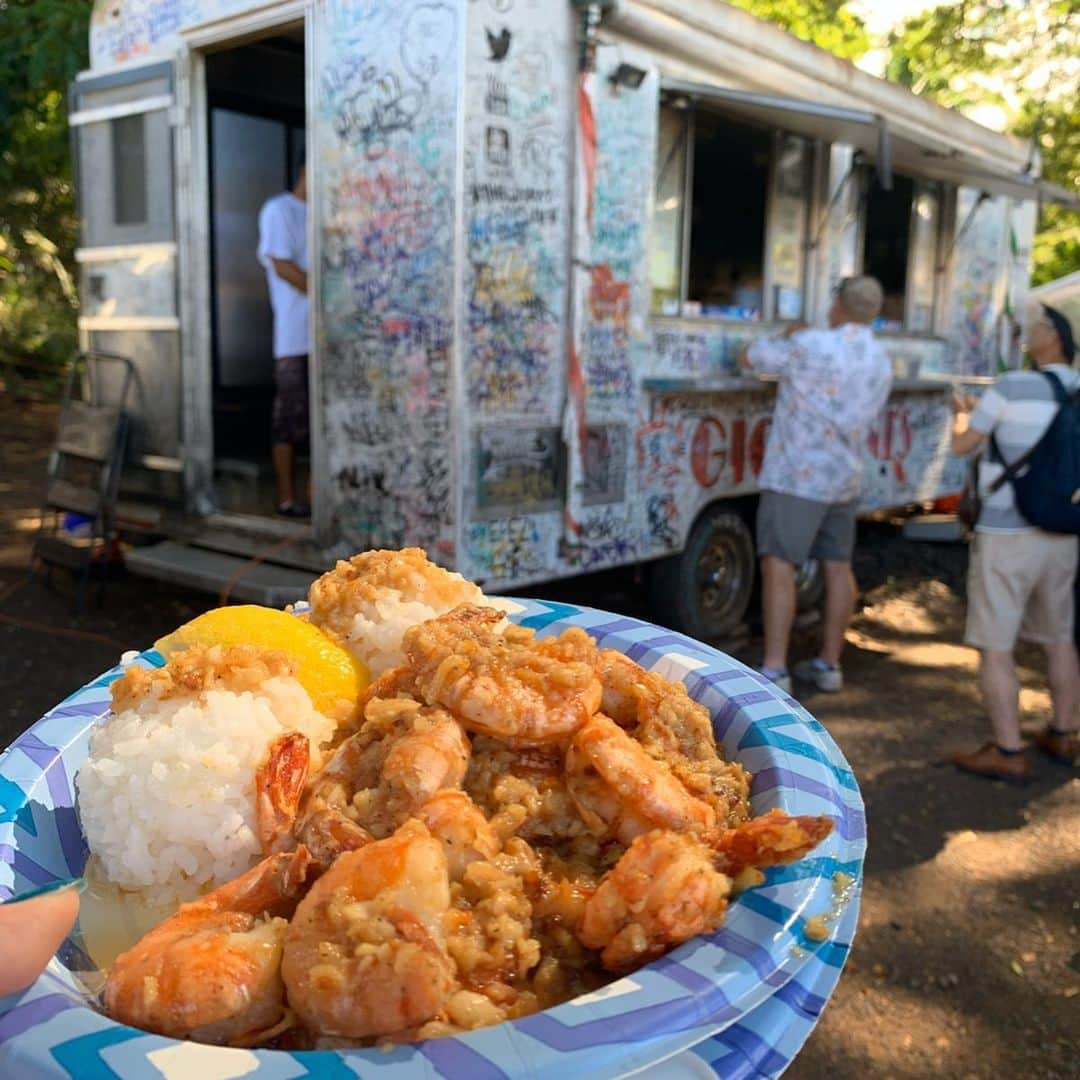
left=70, top=62, right=184, bottom=527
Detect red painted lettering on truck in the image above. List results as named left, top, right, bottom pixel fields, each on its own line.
left=691, top=418, right=727, bottom=487
left=690, top=415, right=770, bottom=488
left=867, top=405, right=913, bottom=484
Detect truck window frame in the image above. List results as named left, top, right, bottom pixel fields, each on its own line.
left=857, top=166, right=946, bottom=335
left=650, top=100, right=813, bottom=324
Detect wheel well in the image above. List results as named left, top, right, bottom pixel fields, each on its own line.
left=690, top=495, right=824, bottom=614
left=688, top=495, right=760, bottom=537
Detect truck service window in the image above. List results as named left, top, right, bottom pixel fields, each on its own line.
left=650, top=103, right=796, bottom=322
left=687, top=111, right=770, bottom=319
left=862, top=173, right=915, bottom=330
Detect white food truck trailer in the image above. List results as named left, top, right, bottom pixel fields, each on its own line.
left=69, top=0, right=1077, bottom=637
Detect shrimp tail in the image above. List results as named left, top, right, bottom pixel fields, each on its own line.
left=711, top=809, right=833, bottom=875
left=256, top=732, right=310, bottom=854
left=298, top=808, right=373, bottom=870
left=201, top=846, right=315, bottom=919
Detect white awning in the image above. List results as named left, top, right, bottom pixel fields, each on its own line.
left=660, top=78, right=1079, bottom=209
left=888, top=130, right=1080, bottom=208
left=661, top=79, right=881, bottom=150
left=1037, top=179, right=1080, bottom=211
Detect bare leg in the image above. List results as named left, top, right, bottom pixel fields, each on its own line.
left=761, top=555, right=796, bottom=671
left=979, top=649, right=1023, bottom=751
left=273, top=443, right=295, bottom=506
left=1044, top=639, right=1080, bottom=733
left=820, top=560, right=857, bottom=666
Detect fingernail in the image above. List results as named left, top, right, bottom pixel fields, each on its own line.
left=1, top=878, right=86, bottom=905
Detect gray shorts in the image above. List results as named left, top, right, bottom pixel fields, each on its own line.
left=756, top=490, right=858, bottom=566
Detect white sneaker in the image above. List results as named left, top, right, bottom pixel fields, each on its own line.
left=793, top=657, right=843, bottom=692
left=756, top=667, right=792, bottom=695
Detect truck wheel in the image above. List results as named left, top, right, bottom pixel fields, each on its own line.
left=649, top=505, right=755, bottom=641
left=795, top=558, right=825, bottom=612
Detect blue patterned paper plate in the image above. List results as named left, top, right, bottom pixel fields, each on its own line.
left=0, top=600, right=865, bottom=1079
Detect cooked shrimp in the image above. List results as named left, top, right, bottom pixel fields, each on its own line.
left=334, top=697, right=469, bottom=838
left=255, top=732, right=310, bottom=854
left=377, top=699, right=471, bottom=808
left=418, top=790, right=500, bottom=880
left=251, top=729, right=370, bottom=865
left=356, top=663, right=417, bottom=712
left=599, top=650, right=714, bottom=754
left=565, top=713, right=716, bottom=844
left=104, top=848, right=313, bottom=1044
left=297, top=807, right=374, bottom=869
left=404, top=604, right=601, bottom=743
left=281, top=822, right=455, bottom=1039
left=578, top=830, right=730, bottom=972
left=597, top=651, right=751, bottom=827
left=712, top=809, right=834, bottom=876
left=288, top=696, right=469, bottom=864
left=597, top=649, right=669, bottom=728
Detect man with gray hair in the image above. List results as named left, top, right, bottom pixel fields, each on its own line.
left=738, top=275, right=892, bottom=693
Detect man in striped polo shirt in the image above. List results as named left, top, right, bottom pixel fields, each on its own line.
left=950, top=303, right=1080, bottom=782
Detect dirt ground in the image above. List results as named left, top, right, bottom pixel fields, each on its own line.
left=1, top=397, right=1077, bottom=1079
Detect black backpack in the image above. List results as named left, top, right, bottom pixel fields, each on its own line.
left=995, top=369, right=1080, bottom=534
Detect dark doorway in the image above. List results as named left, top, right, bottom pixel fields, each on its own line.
left=206, top=28, right=307, bottom=517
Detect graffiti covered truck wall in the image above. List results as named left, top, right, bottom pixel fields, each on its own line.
left=563, top=45, right=659, bottom=576
left=317, top=1, right=461, bottom=560
left=460, top=0, right=575, bottom=583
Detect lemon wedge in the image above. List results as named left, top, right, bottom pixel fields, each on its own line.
left=155, top=605, right=369, bottom=718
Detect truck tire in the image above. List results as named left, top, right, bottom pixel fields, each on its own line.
left=795, top=557, right=825, bottom=612
left=649, top=504, right=755, bottom=641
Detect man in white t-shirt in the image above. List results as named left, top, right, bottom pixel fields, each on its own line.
left=257, top=163, right=309, bottom=518
left=738, top=276, right=893, bottom=695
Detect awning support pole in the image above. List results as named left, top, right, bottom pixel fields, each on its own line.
left=939, top=191, right=991, bottom=273
left=810, top=159, right=857, bottom=252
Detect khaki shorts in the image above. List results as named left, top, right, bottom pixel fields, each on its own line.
left=756, top=490, right=858, bottom=566
left=965, top=530, right=1079, bottom=651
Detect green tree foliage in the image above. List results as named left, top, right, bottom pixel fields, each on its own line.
left=1015, top=99, right=1080, bottom=286
left=726, top=0, right=871, bottom=61
left=886, top=0, right=1080, bottom=285
left=0, top=1, right=93, bottom=394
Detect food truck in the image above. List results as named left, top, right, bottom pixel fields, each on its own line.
left=69, top=0, right=1078, bottom=637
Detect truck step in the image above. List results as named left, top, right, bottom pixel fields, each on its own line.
left=125, top=540, right=316, bottom=606
left=901, top=513, right=966, bottom=543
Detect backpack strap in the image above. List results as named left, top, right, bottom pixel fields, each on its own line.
left=983, top=435, right=1016, bottom=495
left=1039, top=368, right=1071, bottom=405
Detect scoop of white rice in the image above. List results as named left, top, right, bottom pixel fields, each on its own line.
left=76, top=675, right=334, bottom=905
left=339, top=591, right=522, bottom=677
